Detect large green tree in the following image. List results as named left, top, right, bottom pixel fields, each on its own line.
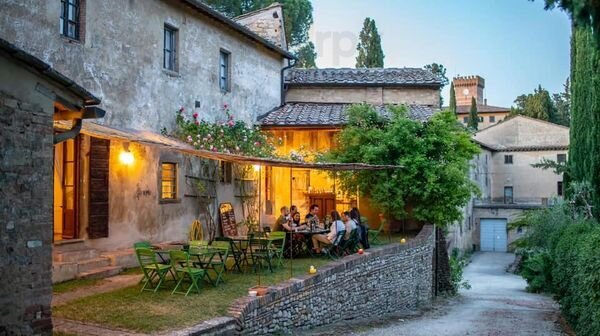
left=468, top=97, right=479, bottom=130
left=512, top=85, right=557, bottom=122
left=325, top=104, right=480, bottom=225
left=355, top=18, right=384, bottom=68
left=424, top=63, right=449, bottom=106
left=204, top=0, right=313, bottom=48
left=295, top=41, right=317, bottom=68
left=553, top=78, right=571, bottom=126
left=449, top=81, right=457, bottom=114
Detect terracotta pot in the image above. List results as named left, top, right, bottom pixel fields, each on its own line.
left=250, top=286, right=269, bottom=296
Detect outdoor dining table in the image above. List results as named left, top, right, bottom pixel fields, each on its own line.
left=154, top=247, right=225, bottom=286
left=294, top=229, right=330, bottom=256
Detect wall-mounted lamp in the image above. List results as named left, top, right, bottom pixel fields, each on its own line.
left=119, top=142, right=134, bottom=165
left=253, top=164, right=261, bottom=172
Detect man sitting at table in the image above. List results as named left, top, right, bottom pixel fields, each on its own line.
left=305, top=204, right=322, bottom=230
left=311, top=211, right=345, bottom=254
left=276, top=206, right=290, bottom=231
left=342, top=211, right=357, bottom=240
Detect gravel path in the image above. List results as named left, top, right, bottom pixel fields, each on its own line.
left=52, top=274, right=140, bottom=306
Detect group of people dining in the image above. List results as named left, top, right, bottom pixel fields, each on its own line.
left=276, top=204, right=368, bottom=255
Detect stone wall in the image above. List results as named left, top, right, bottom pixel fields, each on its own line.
left=0, top=91, right=53, bottom=334
left=228, top=225, right=434, bottom=335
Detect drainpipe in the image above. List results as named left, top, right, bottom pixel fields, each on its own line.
left=280, top=58, right=297, bottom=106
left=54, top=105, right=106, bottom=144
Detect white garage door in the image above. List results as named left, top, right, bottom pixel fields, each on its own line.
left=480, top=218, right=508, bottom=252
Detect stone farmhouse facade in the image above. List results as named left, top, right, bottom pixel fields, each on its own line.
left=258, top=67, right=443, bottom=231
left=0, top=38, right=105, bottom=336
left=1, top=0, right=294, bottom=282
left=451, top=75, right=511, bottom=130
left=468, top=116, right=569, bottom=251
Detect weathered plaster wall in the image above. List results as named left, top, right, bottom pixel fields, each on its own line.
left=235, top=3, right=286, bottom=48
left=489, top=150, right=565, bottom=204
left=285, top=86, right=439, bottom=106
left=228, top=225, right=434, bottom=335
left=0, top=53, right=82, bottom=335
left=0, top=0, right=285, bottom=132
left=457, top=112, right=510, bottom=129
left=473, top=206, right=528, bottom=251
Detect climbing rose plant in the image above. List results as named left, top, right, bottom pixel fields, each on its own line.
left=171, top=105, right=278, bottom=158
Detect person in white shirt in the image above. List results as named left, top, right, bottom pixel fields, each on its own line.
left=342, top=211, right=357, bottom=240
left=311, top=211, right=345, bottom=254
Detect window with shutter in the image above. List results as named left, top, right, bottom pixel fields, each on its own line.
left=88, top=137, right=110, bottom=239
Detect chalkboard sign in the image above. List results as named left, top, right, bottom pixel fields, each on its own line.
left=219, top=203, right=238, bottom=237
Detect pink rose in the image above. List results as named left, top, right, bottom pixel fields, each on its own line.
left=228, top=120, right=235, bottom=127
left=223, top=104, right=228, bottom=109
left=195, top=121, right=200, bottom=125
left=193, top=113, right=199, bottom=119
left=212, top=147, right=218, bottom=152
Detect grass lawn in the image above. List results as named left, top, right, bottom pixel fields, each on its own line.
left=53, top=268, right=142, bottom=294
left=53, top=257, right=331, bottom=333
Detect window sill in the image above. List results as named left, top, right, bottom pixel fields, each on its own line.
left=159, top=198, right=181, bottom=204
left=60, top=35, right=83, bottom=45
left=163, top=69, right=181, bottom=78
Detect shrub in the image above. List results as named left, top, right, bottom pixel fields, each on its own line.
left=520, top=249, right=554, bottom=293
left=449, top=249, right=471, bottom=295
left=572, top=227, right=600, bottom=335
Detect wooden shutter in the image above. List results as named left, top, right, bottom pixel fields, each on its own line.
left=88, top=137, right=110, bottom=239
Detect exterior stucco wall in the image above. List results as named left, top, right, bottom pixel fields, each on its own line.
left=489, top=150, right=565, bottom=204
left=285, top=86, right=439, bottom=106
left=474, top=116, right=570, bottom=148
left=457, top=111, right=510, bottom=130
left=472, top=207, right=528, bottom=251
left=0, top=0, right=285, bottom=132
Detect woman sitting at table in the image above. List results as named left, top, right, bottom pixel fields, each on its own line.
left=282, top=212, right=306, bottom=232
left=311, top=210, right=345, bottom=254
left=342, top=211, right=357, bottom=240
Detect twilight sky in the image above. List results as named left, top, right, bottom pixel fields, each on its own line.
left=309, top=0, right=571, bottom=107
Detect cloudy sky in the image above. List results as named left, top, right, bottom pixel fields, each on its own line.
left=309, top=0, right=571, bottom=107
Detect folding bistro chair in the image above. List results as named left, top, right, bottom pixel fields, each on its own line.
left=135, top=247, right=172, bottom=293
left=134, top=241, right=152, bottom=249
left=268, top=231, right=286, bottom=268
left=342, top=229, right=360, bottom=255
left=368, top=219, right=386, bottom=245
left=215, top=237, right=244, bottom=273
left=170, top=250, right=206, bottom=296
left=325, top=230, right=346, bottom=260
left=250, top=237, right=275, bottom=273
left=206, top=241, right=230, bottom=286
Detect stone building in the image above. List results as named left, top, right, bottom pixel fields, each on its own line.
left=1, top=0, right=294, bottom=282
left=451, top=75, right=511, bottom=129
left=0, top=38, right=105, bottom=335
left=468, top=115, right=569, bottom=251
left=258, top=67, right=442, bottom=229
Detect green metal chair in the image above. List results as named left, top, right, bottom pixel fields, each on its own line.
left=369, top=219, right=386, bottom=245
left=170, top=250, right=206, bottom=296
left=207, top=241, right=230, bottom=285
left=215, top=237, right=245, bottom=272
left=134, top=241, right=152, bottom=249
left=189, top=240, right=210, bottom=248
left=342, top=229, right=360, bottom=255
left=326, top=230, right=347, bottom=260
left=135, top=247, right=172, bottom=293
left=250, top=237, right=275, bottom=273
left=268, top=231, right=286, bottom=267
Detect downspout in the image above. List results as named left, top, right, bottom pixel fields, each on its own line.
left=54, top=119, right=82, bottom=144
left=280, top=58, right=297, bottom=106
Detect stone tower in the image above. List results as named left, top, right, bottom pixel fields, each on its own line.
left=453, top=75, right=485, bottom=106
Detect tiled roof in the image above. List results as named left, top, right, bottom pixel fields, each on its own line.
left=285, top=68, right=442, bottom=87
left=454, top=104, right=510, bottom=114
left=258, top=103, right=436, bottom=127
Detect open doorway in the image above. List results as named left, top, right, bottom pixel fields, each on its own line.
left=53, top=136, right=80, bottom=241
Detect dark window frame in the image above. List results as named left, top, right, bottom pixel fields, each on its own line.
left=504, top=155, right=513, bottom=164
left=489, top=116, right=496, bottom=123
left=463, top=116, right=468, bottom=123
left=219, top=161, right=233, bottom=184
left=557, top=181, right=564, bottom=196
left=60, top=0, right=81, bottom=40
left=160, top=162, right=179, bottom=203
left=557, top=153, right=567, bottom=164
left=219, top=49, right=231, bottom=92
left=163, top=24, right=178, bottom=72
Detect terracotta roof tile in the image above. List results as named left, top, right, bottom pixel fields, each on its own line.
left=285, top=68, right=442, bottom=87
left=258, top=103, right=436, bottom=127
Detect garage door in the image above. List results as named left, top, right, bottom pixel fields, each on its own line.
left=480, top=218, right=507, bottom=252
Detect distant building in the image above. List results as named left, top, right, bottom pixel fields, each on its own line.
left=468, top=116, right=569, bottom=252
left=451, top=75, right=510, bottom=129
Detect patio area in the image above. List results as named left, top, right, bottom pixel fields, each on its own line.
left=52, top=234, right=404, bottom=334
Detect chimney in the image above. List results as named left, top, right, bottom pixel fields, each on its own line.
left=234, top=3, right=287, bottom=49
left=484, top=98, right=487, bottom=106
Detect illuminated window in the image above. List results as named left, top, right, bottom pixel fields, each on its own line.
left=161, top=163, right=177, bottom=200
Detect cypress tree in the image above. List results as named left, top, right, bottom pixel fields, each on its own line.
left=356, top=18, right=384, bottom=68
left=449, top=82, right=457, bottom=115
left=468, top=97, right=479, bottom=130
left=569, top=25, right=600, bottom=216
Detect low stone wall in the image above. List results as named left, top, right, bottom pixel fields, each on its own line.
left=228, top=225, right=435, bottom=335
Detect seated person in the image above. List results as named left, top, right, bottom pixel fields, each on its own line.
left=305, top=204, right=322, bottom=230
left=311, top=211, right=345, bottom=254
left=276, top=206, right=290, bottom=230
left=283, top=211, right=307, bottom=232
left=342, top=211, right=357, bottom=240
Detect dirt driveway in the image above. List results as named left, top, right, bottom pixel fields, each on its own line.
left=359, top=252, right=564, bottom=336
left=302, top=252, right=565, bottom=336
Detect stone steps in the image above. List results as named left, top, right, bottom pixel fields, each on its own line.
left=101, top=249, right=138, bottom=269
left=78, top=266, right=123, bottom=280
left=76, top=257, right=112, bottom=274
left=54, top=248, right=100, bottom=263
